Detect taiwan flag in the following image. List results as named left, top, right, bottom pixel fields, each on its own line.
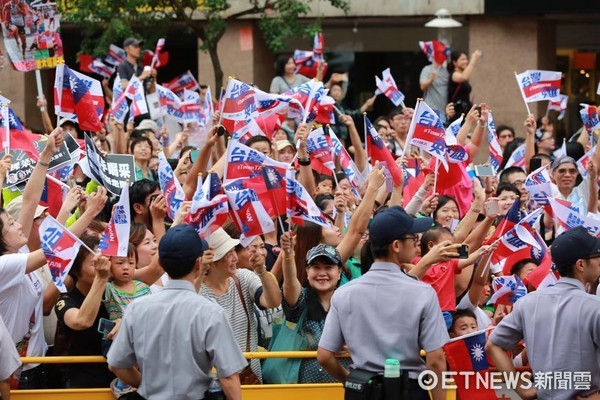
left=226, top=187, right=275, bottom=241
left=365, top=115, right=402, bottom=186
left=40, top=175, right=69, bottom=218
left=444, top=332, right=498, bottom=400
left=186, top=173, right=229, bottom=235
left=157, top=152, right=186, bottom=220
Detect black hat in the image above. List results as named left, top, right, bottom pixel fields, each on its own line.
left=159, top=225, right=208, bottom=265
left=551, top=226, right=600, bottom=266
left=123, top=37, right=142, bottom=48
left=306, top=244, right=343, bottom=267
left=369, top=206, right=433, bottom=244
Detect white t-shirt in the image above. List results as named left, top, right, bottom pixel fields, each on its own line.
left=0, top=314, right=21, bottom=380
left=0, top=252, right=48, bottom=370
left=457, top=293, right=492, bottom=330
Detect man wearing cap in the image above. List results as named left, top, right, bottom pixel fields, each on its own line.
left=487, top=226, right=600, bottom=400
left=107, top=225, right=247, bottom=400
left=117, top=37, right=156, bottom=93
left=317, top=206, right=450, bottom=400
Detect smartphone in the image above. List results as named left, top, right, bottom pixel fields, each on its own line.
left=457, top=244, right=469, bottom=259
left=529, top=158, right=542, bottom=172
left=474, top=164, right=495, bottom=177
left=97, top=318, right=116, bottom=335
left=484, top=200, right=500, bottom=216
left=189, top=149, right=200, bottom=164
left=217, top=125, right=227, bottom=137
left=475, top=105, right=482, bottom=115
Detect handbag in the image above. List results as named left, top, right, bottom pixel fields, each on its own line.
left=261, top=309, right=307, bottom=384
left=232, top=274, right=262, bottom=385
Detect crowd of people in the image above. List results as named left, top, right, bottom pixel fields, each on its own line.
left=0, top=35, right=599, bottom=400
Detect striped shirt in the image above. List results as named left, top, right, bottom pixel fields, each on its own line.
left=104, top=280, right=152, bottom=321
left=200, top=268, right=263, bottom=380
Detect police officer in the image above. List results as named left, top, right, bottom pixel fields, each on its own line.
left=317, top=206, right=456, bottom=400
left=107, top=225, right=248, bottom=400
left=487, top=226, right=600, bottom=400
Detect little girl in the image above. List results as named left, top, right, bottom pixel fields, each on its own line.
left=104, top=243, right=152, bottom=398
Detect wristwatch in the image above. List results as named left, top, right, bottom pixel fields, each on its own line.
left=298, top=157, right=311, bottom=166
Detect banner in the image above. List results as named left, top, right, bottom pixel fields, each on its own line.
left=39, top=216, right=85, bottom=293
left=84, top=134, right=134, bottom=195
left=0, top=0, right=64, bottom=71
left=525, top=164, right=552, bottom=206
left=99, top=184, right=131, bottom=257
left=186, top=173, right=228, bottom=235
left=515, top=70, right=561, bottom=102
left=157, top=152, right=186, bottom=220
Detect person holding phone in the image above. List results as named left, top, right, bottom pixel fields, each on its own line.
left=417, top=225, right=491, bottom=329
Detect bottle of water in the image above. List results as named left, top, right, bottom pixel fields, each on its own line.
left=384, top=358, right=402, bottom=400
left=205, top=372, right=225, bottom=400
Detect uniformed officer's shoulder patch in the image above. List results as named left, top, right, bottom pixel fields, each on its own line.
left=56, top=300, right=66, bottom=311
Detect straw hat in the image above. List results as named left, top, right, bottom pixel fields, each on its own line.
left=208, top=228, right=240, bottom=261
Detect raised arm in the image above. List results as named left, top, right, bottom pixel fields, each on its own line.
left=20, top=127, right=62, bottom=239
left=250, top=244, right=282, bottom=309
left=451, top=50, right=481, bottom=83
left=280, top=231, right=302, bottom=307
left=339, top=114, right=366, bottom=173
left=456, top=105, right=477, bottom=146
left=466, top=103, right=487, bottom=158
left=183, top=125, right=219, bottom=199
left=523, top=114, right=536, bottom=173
left=37, top=95, right=54, bottom=133
left=62, top=255, right=110, bottom=331
left=295, top=122, right=316, bottom=197
left=336, top=166, right=385, bottom=263
left=453, top=179, right=485, bottom=243
left=588, top=160, right=598, bottom=214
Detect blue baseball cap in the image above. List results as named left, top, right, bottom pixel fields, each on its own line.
left=551, top=226, right=600, bottom=266
left=159, top=225, right=208, bottom=265
left=369, top=206, right=433, bottom=244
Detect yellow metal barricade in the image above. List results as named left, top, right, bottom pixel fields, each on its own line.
left=12, top=353, right=457, bottom=400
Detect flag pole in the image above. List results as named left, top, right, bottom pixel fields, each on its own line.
left=400, top=99, right=421, bottom=163
left=35, top=70, right=45, bottom=112
left=363, top=113, right=369, bottom=169
left=432, top=157, right=440, bottom=195
left=261, top=165, right=287, bottom=233
left=514, top=71, right=532, bottom=116
left=448, top=326, right=496, bottom=343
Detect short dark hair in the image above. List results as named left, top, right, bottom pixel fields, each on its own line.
left=420, top=225, right=452, bottom=256
left=129, top=135, right=154, bottom=154
left=129, top=179, right=159, bottom=216
left=555, top=262, right=576, bottom=278
left=450, top=309, right=477, bottom=332
left=160, top=256, right=198, bottom=279
left=495, top=125, right=515, bottom=138
left=499, top=166, right=526, bottom=184
left=495, top=183, right=521, bottom=198
left=510, top=258, right=537, bottom=277
left=315, top=194, right=334, bottom=211
left=433, top=195, right=460, bottom=221
left=370, top=240, right=392, bottom=259
left=388, top=107, right=404, bottom=120
left=245, top=135, right=271, bottom=150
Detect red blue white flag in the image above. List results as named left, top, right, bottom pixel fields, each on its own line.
left=221, top=78, right=258, bottom=122
left=547, top=94, right=568, bottom=120
left=445, top=114, right=463, bottom=139
left=515, top=70, right=562, bottom=102
left=525, top=164, right=552, bottom=206
left=111, top=74, right=129, bottom=124
left=504, top=143, right=526, bottom=169
left=150, top=38, right=165, bottom=69
left=0, top=95, right=10, bottom=151
left=365, top=115, right=403, bottom=185
left=306, top=127, right=336, bottom=175
left=261, top=165, right=287, bottom=217
left=444, top=331, right=497, bottom=400
left=164, top=70, right=200, bottom=93
left=312, top=32, right=324, bottom=63
left=40, top=175, right=69, bottom=218
left=488, top=275, right=527, bottom=306
left=549, top=198, right=600, bottom=236
left=375, top=68, right=405, bottom=107
left=487, top=112, right=503, bottom=174
left=329, top=127, right=365, bottom=197
left=105, top=44, right=126, bottom=66
left=579, top=103, right=600, bottom=135
left=157, top=152, right=187, bottom=220
left=292, top=33, right=328, bottom=79
left=54, top=64, right=105, bottom=132
left=226, top=187, right=275, bottom=240
left=286, top=168, right=330, bottom=228
left=124, top=75, right=149, bottom=117
left=39, top=216, right=87, bottom=293
left=404, top=100, right=449, bottom=171
left=223, top=140, right=288, bottom=183
left=418, top=40, right=448, bottom=65
left=89, top=58, right=115, bottom=79
left=283, top=80, right=325, bottom=122
left=577, top=145, right=596, bottom=178
left=156, top=84, right=183, bottom=112
left=99, top=184, right=131, bottom=257
left=186, top=173, right=229, bottom=235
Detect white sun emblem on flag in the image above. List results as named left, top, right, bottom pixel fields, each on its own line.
left=69, top=77, right=78, bottom=91
left=471, top=343, right=485, bottom=362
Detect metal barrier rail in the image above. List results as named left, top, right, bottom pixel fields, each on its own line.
left=14, top=353, right=458, bottom=400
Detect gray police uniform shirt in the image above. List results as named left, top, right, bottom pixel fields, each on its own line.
left=489, top=278, right=600, bottom=400
left=419, top=65, right=449, bottom=118
left=319, top=262, right=449, bottom=379
left=107, top=280, right=247, bottom=400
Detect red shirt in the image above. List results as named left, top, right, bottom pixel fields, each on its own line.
left=420, top=259, right=461, bottom=312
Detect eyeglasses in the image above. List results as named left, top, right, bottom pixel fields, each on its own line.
left=555, top=168, right=578, bottom=175
left=399, top=234, right=419, bottom=243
